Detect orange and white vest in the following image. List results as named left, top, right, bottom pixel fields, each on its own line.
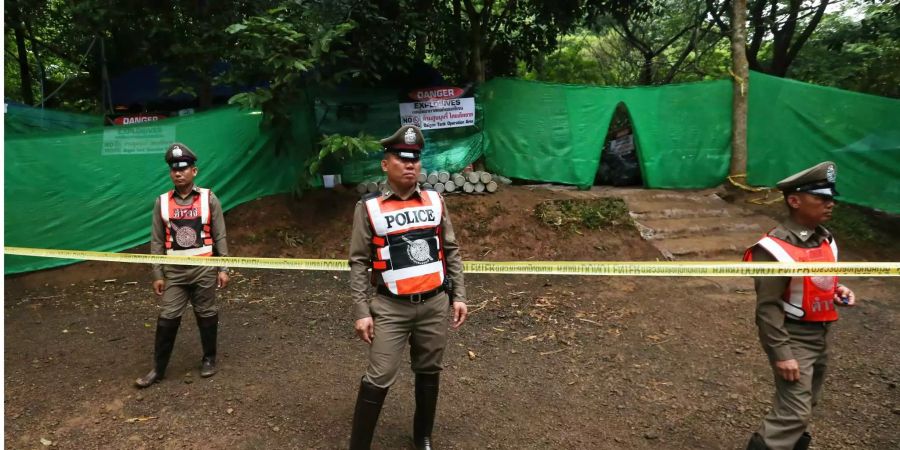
left=160, top=188, right=213, bottom=256
left=364, top=189, right=445, bottom=296
left=743, top=234, right=839, bottom=322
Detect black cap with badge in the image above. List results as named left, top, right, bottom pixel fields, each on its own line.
left=164, top=142, right=197, bottom=169
left=776, top=161, right=839, bottom=198
left=380, top=125, right=425, bottom=161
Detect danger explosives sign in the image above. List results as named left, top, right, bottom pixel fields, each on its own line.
left=399, top=87, right=475, bottom=130
left=113, top=114, right=167, bottom=126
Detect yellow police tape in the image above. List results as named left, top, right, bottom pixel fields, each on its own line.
left=5, top=246, right=900, bottom=277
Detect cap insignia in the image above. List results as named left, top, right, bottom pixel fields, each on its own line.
left=172, top=147, right=183, bottom=158
left=826, top=165, right=836, bottom=183
left=404, top=128, right=416, bottom=145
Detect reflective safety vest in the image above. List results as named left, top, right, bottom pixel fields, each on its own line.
left=743, top=234, right=839, bottom=322
left=160, top=188, right=213, bottom=256
left=364, top=189, right=445, bottom=295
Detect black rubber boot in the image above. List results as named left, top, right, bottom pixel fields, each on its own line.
left=196, top=313, right=218, bottom=377
left=135, top=317, right=181, bottom=388
left=413, top=373, right=440, bottom=450
left=793, top=432, right=812, bottom=450
left=349, top=378, right=388, bottom=450
left=746, top=432, right=769, bottom=450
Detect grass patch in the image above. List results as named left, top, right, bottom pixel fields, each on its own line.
left=534, top=198, right=634, bottom=231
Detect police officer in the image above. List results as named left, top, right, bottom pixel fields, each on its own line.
left=743, top=161, right=857, bottom=450
left=347, top=125, right=468, bottom=450
left=135, top=143, right=230, bottom=388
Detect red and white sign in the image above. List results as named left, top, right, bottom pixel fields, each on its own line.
left=408, top=87, right=465, bottom=101
left=113, top=114, right=167, bottom=126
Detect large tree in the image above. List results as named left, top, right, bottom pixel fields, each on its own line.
left=707, top=0, right=832, bottom=76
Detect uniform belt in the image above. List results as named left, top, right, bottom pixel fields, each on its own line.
left=376, top=285, right=444, bottom=303
left=784, top=317, right=833, bottom=327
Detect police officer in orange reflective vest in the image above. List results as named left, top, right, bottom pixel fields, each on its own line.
left=136, top=143, right=230, bottom=388
left=347, top=125, right=468, bottom=450
left=743, top=161, right=857, bottom=450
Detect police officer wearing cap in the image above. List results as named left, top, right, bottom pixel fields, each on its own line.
left=743, top=162, right=857, bottom=450
left=135, top=143, right=230, bottom=388
left=347, top=125, right=468, bottom=449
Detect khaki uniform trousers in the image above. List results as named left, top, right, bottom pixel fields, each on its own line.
left=363, top=291, right=450, bottom=388
left=759, top=320, right=830, bottom=450
left=159, top=265, right=219, bottom=320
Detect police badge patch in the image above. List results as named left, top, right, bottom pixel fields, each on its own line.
left=403, top=236, right=433, bottom=264
left=172, top=223, right=198, bottom=247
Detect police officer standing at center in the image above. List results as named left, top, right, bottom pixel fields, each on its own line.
left=347, top=125, right=468, bottom=450
left=136, top=143, right=230, bottom=388
left=743, top=161, right=857, bottom=450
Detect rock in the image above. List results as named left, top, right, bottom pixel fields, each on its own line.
left=227, top=408, right=234, bottom=415
left=644, top=432, right=659, bottom=440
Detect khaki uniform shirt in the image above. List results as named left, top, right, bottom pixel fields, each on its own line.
left=751, top=217, right=833, bottom=361
left=348, top=186, right=467, bottom=320
left=150, top=185, right=229, bottom=280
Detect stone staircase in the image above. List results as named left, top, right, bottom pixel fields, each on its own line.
left=572, top=187, right=778, bottom=261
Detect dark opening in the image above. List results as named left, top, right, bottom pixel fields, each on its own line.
left=595, top=103, right=643, bottom=187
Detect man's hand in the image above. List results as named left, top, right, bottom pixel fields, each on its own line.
left=451, top=302, right=468, bottom=329
left=834, top=285, right=856, bottom=306
left=217, top=271, right=230, bottom=289
left=152, top=279, right=165, bottom=296
left=775, top=359, right=800, bottom=382
left=355, top=317, right=374, bottom=344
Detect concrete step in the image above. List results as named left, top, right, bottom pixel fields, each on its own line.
left=653, top=231, right=763, bottom=260
left=637, top=215, right=776, bottom=240
left=627, top=200, right=752, bottom=220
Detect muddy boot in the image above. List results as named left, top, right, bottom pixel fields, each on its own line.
left=135, top=317, right=181, bottom=388
left=413, top=373, right=439, bottom=450
left=746, top=432, right=769, bottom=450
left=349, top=378, right=388, bottom=450
left=196, top=313, right=218, bottom=378
left=793, top=432, right=811, bottom=450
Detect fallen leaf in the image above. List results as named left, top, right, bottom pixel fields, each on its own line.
left=40, top=438, right=52, bottom=446
left=467, top=350, right=477, bottom=360
left=125, top=416, right=158, bottom=423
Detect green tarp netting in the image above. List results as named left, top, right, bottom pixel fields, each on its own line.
left=313, top=87, right=483, bottom=182
left=5, top=107, right=304, bottom=274
left=480, top=78, right=733, bottom=188
left=747, top=72, right=900, bottom=213
left=5, top=103, right=103, bottom=136
left=6, top=74, right=899, bottom=274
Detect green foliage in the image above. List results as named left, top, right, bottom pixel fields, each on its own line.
left=535, top=198, right=634, bottom=231
left=789, top=1, right=900, bottom=98
left=307, top=133, right=382, bottom=177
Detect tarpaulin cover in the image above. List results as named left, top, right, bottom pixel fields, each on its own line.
left=4, top=107, right=304, bottom=274
left=747, top=72, right=900, bottom=213
left=5, top=103, right=103, bottom=136
left=312, top=87, right=483, bottom=182
left=479, top=78, right=733, bottom=188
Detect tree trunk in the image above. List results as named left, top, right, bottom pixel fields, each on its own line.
left=12, top=20, right=35, bottom=105
left=469, top=24, right=485, bottom=82
left=638, top=52, right=654, bottom=85
left=730, top=0, right=749, bottom=176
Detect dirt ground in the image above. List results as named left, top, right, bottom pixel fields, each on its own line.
left=5, top=186, right=899, bottom=449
